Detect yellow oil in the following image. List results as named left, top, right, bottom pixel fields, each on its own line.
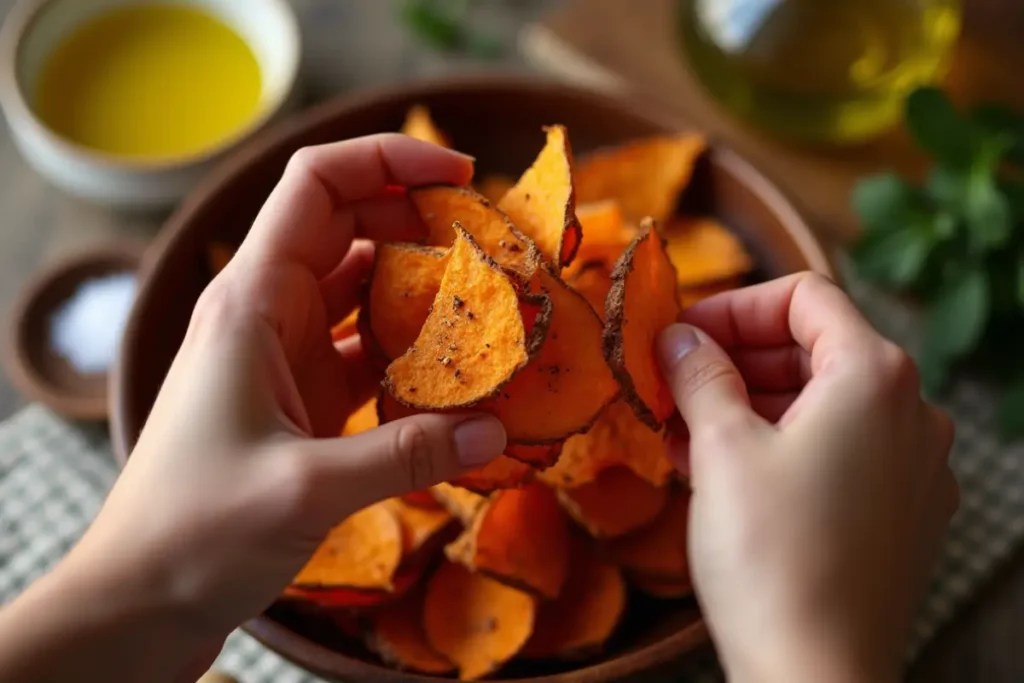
left=34, top=3, right=262, bottom=160
left=679, top=0, right=962, bottom=145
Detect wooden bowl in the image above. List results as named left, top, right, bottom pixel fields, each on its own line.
left=4, top=241, right=145, bottom=421
left=110, top=76, right=834, bottom=682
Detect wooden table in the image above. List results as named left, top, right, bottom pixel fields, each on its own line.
left=0, top=0, right=1022, bottom=681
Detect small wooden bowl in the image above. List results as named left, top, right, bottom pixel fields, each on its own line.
left=111, top=76, right=835, bottom=682
left=4, top=242, right=145, bottom=421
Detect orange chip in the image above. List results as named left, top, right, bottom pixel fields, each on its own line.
left=207, top=242, right=235, bottom=274
left=606, top=487, right=691, bottom=580
left=368, top=589, right=456, bottom=676
left=476, top=173, right=516, bottom=204
left=557, top=466, right=669, bottom=538
left=498, top=125, right=582, bottom=268
left=574, top=134, right=707, bottom=222
left=504, top=441, right=563, bottom=468
left=566, top=261, right=613, bottom=322
left=603, top=221, right=682, bottom=429
left=679, top=276, right=744, bottom=307
left=430, top=483, right=488, bottom=524
left=283, top=561, right=426, bottom=609
left=423, top=561, right=536, bottom=681
left=410, top=186, right=535, bottom=275
left=385, top=226, right=550, bottom=409
left=446, top=482, right=570, bottom=600
left=478, top=268, right=618, bottom=447
left=331, top=309, right=360, bottom=343
left=538, top=401, right=673, bottom=489
left=383, top=497, right=456, bottom=559
left=665, top=217, right=753, bottom=288
left=361, top=243, right=449, bottom=362
left=572, top=200, right=635, bottom=267
left=521, top=536, right=626, bottom=660
left=293, top=502, right=404, bottom=590
left=400, top=490, right=443, bottom=509
left=630, top=572, right=693, bottom=599
left=400, top=104, right=450, bottom=147
left=341, top=397, right=378, bottom=436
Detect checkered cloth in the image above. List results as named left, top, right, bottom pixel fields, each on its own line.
left=1, top=261, right=1022, bottom=682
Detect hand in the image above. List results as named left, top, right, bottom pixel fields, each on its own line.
left=0, top=135, right=507, bottom=683
left=657, top=273, right=957, bottom=683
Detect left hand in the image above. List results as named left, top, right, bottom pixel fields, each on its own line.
left=60, top=135, right=507, bottom=675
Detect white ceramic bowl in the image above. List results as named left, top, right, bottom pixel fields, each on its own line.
left=0, top=0, right=301, bottom=210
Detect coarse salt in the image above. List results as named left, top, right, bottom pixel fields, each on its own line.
left=49, top=272, right=137, bottom=374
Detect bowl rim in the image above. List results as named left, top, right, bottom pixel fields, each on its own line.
left=0, top=0, right=301, bottom=172
left=110, top=73, right=837, bottom=681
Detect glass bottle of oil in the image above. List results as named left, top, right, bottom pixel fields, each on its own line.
left=679, top=0, right=963, bottom=145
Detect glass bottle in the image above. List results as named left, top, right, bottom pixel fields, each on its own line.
left=679, top=0, right=963, bottom=145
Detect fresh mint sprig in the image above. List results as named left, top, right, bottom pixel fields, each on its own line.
left=398, top=0, right=503, bottom=59
left=851, top=87, right=1024, bottom=440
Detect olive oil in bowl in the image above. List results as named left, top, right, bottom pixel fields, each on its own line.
left=679, top=0, right=962, bottom=145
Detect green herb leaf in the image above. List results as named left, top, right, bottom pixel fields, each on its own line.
left=851, top=173, right=919, bottom=231
left=906, top=87, right=974, bottom=169
left=972, top=103, right=1024, bottom=167
left=400, top=0, right=463, bottom=50
left=853, top=225, right=934, bottom=288
left=923, top=268, right=990, bottom=361
left=998, top=378, right=1024, bottom=440
left=926, top=165, right=966, bottom=209
left=964, top=172, right=1012, bottom=251
left=1001, top=180, right=1024, bottom=222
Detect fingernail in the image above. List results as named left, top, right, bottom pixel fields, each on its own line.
left=657, top=324, right=703, bottom=370
left=453, top=416, right=506, bottom=467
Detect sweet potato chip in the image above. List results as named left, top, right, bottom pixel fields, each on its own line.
left=424, top=561, right=536, bottom=681
left=410, top=186, right=535, bottom=275
left=665, top=217, right=754, bottom=288
left=606, top=487, right=690, bottom=579
left=430, top=483, right=488, bottom=524
left=479, top=268, right=618, bottom=446
left=603, top=221, right=682, bottom=429
left=361, top=243, right=449, bottom=362
left=538, top=401, right=673, bottom=488
left=630, top=572, right=693, bottom=599
left=445, top=482, right=569, bottom=600
left=208, top=242, right=235, bottom=274
left=341, top=398, right=378, bottom=436
left=386, top=226, right=550, bottom=409
left=567, top=261, right=613, bottom=322
left=557, top=466, right=669, bottom=538
left=476, top=173, right=516, bottom=204
left=572, top=200, right=635, bottom=267
left=521, top=536, right=626, bottom=660
left=368, top=589, right=456, bottom=675
left=383, top=498, right=456, bottom=559
left=401, top=490, right=443, bottom=509
left=331, top=309, right=360, bottom=343
left=498, top=125, right=582, bottom=268
left=679, top=276, right=744, bottom=307
left=400, top=104, right=450, bottom=148
left=574, top=134, right=707, bottom=222
left=504, top=441, right=563, bottom=468
left=293, top=502, right=404, bottom=590
left=284, top=560, right=426, bottom=608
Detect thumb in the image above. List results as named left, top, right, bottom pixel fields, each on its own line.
left=303, top=414, right=506, bottom=510
left=656, top=323, right=760, bottom=439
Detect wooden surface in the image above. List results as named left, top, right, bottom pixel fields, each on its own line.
left=527, top=2, right=1024, bottom=681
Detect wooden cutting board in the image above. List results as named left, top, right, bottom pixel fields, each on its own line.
left=519, top=0, right=1024, bottom=245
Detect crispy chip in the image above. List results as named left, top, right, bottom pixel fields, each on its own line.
left=572, top=200, right=635, bottom=267
left=424, top=561, right=536, bottom=680
left=383, top=498, right=456, bottom=559
left=606, top=487, right=690, bottom=580
left=566, top=261, right=613, bottom=322
left=361, top=243, right=449, bottom=362
left=476, top=173, right=516, bottom=204
left=368, top=589, right=456, bottom=675
left=400, top=104, right=450, bottom=147
left=538, top=401, right=673, bottom=488
left=208, top=242, right=235, bottom=274
left=283, top=561, right=426, bottom=609
left=574, top=134, right=707, bottom=222
left=385, top=226, right=550, bottom=409
left=410, top=186, right=535, bottom=274
left=630, top=572, right=693, bottom=599
left=557, top=466, right=669, bottom=538
left=504, top=441, right=563, bottom=468
left=445, top=482, right=569, bottom=600
left=665, top=217, right=754, bottom=288
left=498, top=125, right=582, bottom=268
left=679, top=276, right=744, bottom=307
left=331, top=309, right=360, bottom=343
left=430, top=483, right=488, bottom=524
left=521, top=536, right=626, bottom=660
left=603, top=221, right=681, bottom=429
left=479, top=268, right=618, bottom=447
left=341, top=397, right=378, bottom=436
left=293, top=503, right=404, bottom=590
left=400, top=490, right=443, bottom=509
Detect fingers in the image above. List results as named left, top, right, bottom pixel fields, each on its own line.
left=243, top=134, right=474, bottom=278
left=320, top=239, right=375, bottom=324
left=732, top=346, right=811, bottom=392
left=304, top=414, right=506, bottom=510
left=657, top=323, right=765, bottom=439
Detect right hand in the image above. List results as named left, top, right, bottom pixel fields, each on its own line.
left=657, top=273, right=957, bottom=683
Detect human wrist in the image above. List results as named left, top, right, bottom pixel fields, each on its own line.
left=720, top=630, right=900, bottom=683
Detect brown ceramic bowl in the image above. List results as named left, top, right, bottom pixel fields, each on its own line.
left=110, top=76, right=834, bottom=682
